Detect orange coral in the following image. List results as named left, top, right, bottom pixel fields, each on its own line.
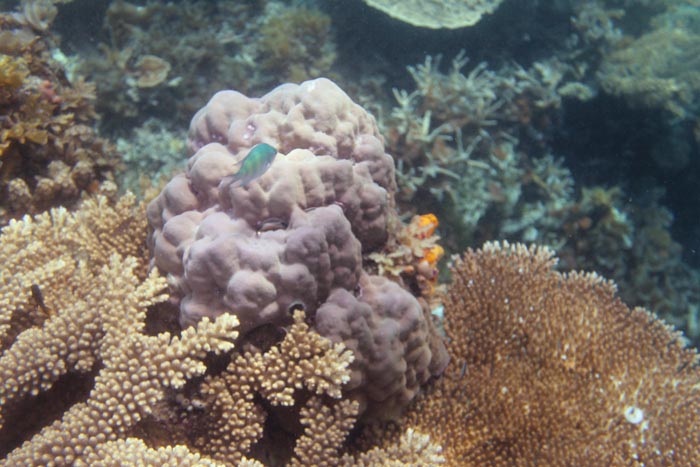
left=416, top=213, right=438, bottom=238
left=400, top=241, right=700, bottom=466
left=369, top=212, right=444, bottom=298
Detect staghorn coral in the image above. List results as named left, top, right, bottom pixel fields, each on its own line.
left=148, top=78, right=448, bottom=420
left=1, top=310, right=237, bottom=465
left=0, top=194, right=160, bottom=440
left=385, top=53, right=580, bottom=249
left=188, top=309, right=355, bottom=465
left=393, top=241, right=700, bottom=466
left=80, top=438, right=228, bottom=467
left=0, top=12, right=119, bottom=226
left=0, top=193, right=150, bottom=349
left=363, top=0, right=504, bottom=29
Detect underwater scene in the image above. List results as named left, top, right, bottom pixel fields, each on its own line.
left=1, top=0, right=699, bottom=465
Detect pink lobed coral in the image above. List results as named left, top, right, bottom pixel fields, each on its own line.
left=147, top=78, right=448, bottom=420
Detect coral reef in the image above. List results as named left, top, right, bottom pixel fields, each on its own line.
left=393, top=241, right=700, bottom=466
left=0, top=10, right=119, bottom=225
left=598, top=4, right=700, bottom=118
left=0, top=193, right=444, bottom=466
left=257, top=3, right=336, bottom=84
left=553, top=186, right=700, bottom=345
left=383, top=49, right=700, bottom=349
left=368, top=213, right=445, bottom=299
left=385, top=53, right=582, bottom=248
left=147, top=78, right=448, bottom=420
left=0, top=194, right=156, bottom=430
left=115, top=117, right=187, bottom=196
left=363, top=0, right=504, bottom=29
left=2, top=2, right=698, bottom=464
left=72, top=0, right=337, bottom=129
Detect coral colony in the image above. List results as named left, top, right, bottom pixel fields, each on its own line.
left=1, top=1, right=700, bottom=466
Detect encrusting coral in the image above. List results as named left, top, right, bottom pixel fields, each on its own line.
left=393, top=241, right=700, bottom=466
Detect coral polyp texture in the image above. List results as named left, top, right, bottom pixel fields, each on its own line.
left=147, top=78, right=448, bottom=420
left=395, top=242, right=700, bottom=466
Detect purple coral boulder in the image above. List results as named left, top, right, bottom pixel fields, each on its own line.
left=147, top=78, right=447, bottom=419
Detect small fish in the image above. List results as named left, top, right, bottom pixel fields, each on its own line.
left=229, top=143, right=278, bottom=188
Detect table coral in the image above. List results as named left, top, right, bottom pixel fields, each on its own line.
left=363, top=0, right=504, bottom=29
left=395, top=241, right=700, bottom=466
left=147, top=78, right=448, bottom=420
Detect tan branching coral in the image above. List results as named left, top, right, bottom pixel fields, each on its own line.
left=1, top=313, right=237, bottom=465
left=0, top=194, right=160, bottom=439
left=80, top=438, right=227, bottom=467
left=189, top=310, right=355, bottom=464
left=0, top=193, right=149, bottom=349
left=345, top=428, right=444, bottom=467
left=138, top=309, right=442, bottom=467
left=399, top=241, right=700, bottom=466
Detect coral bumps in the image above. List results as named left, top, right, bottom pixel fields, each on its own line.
left=147, top=78, right=448, bottom=420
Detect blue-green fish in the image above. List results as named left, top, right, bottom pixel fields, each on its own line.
left=229, top=143, right=278, bottom=188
